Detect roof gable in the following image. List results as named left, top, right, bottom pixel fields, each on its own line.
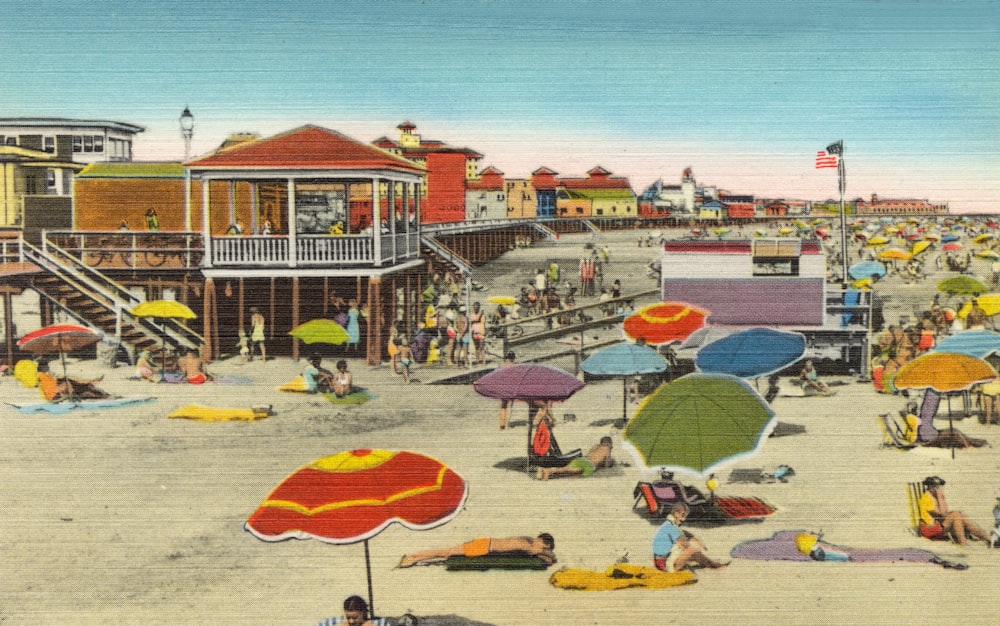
left=186, top=125, right=424, bottom=173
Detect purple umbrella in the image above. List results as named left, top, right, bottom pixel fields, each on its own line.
left=473, top=363, right=584, bottom=401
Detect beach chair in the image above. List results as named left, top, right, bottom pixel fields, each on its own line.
left=906, top=482, right=950, bottom=541
left=633, top=473, right=776, bottom=521
left=878, top=414, right=917, bottom=450
left=529, top=420, right=581, bottom=468
left=633, top=478, right=707, bottom=517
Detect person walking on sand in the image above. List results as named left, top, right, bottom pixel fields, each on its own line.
left=249, top=307, right=266, bottom=362
left=537, top=436, right=614, bottom=480
left=392, top=337, right=413, bottom=384
left=399, top=533, right=556, bottom=568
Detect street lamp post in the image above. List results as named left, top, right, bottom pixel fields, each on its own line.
left=180, top=106, right=194, bottom=161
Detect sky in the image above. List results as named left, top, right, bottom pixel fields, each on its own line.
left=3, top=0, right=998, bottom=212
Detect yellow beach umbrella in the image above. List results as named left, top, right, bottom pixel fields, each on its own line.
left=866, top=236, right=889, bottom=247
left=878, top=248, right=911, bottom=261
left=974, top=233, right=995, bottom=244
left=957, top=294, right=1000, bottom=319
left=778, top=227, right=793, bottom=235
left=850, top=278, right=873, bottom=290
left=910, top=240, right=931, bottom=256
left=488, top=296, right=517, bottom=306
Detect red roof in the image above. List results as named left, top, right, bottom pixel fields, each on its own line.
left=186, top=125, right=424, bottom=173
left=560, top=177, right=632, bottom=190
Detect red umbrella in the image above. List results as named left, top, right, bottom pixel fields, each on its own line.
left=17, top=324, right=101, bottom=380
left=942, top=242, right=962, bottom=252
left=246, top=449, right=467, bottom=618
left=623, top=302, right=709, bottom=345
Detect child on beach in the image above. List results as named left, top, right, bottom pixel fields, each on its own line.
left=392, top=337, right=413, bottom=384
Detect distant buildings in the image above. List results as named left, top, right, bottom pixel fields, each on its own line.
left=854, top=193, right=948, bottom=216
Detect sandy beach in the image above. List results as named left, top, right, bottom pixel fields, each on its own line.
left=3, top=225, right=999, bottom=625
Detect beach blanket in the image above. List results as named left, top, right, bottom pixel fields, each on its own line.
left=158, top=374, right=252, bottom=385
left=714, top=496, right=777, bottom=519
left=7, top=397, right=154, bottom=415
left=730, top=529, right=960, bottom=567
left=549, top=564, right=696, bottom=591
left=323, top=388, right=375, bottom=405
left=444, top=555, right=551, bottom=571
left=278, top=376, right=310, bottom=392
left=168, top=405, right=273, bottom=422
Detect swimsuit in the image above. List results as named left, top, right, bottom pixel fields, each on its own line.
left=463, top=538, right=491, bottom=558
left=569, top=457, right=597, bottom=477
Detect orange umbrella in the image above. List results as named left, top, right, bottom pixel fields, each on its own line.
left=623, top=302, right=709, bottom=345
left=891, top=352, right=996, bottom=393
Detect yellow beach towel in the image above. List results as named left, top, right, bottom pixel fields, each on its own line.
left=168, top=405, right=273, bottom=422
left=549, top=564, right=696, bottom=591
left=277, top=376, right=310, bottom=392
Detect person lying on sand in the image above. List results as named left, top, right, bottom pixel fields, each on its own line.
left=537, top=436, right=614, bottom=480
left=36, top=361, right=111, bottom=402
left=398, top=533, right=556, bottom=567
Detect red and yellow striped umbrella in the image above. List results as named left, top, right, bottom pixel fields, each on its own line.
left=623, top=302, right=709, bottom=345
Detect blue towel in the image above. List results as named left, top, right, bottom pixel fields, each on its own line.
left=7, top=397, right=155, bottom=415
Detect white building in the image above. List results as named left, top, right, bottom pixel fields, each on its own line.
left=0, top=118, right=144, bottom=164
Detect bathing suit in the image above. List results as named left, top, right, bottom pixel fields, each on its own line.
left=569, top=457, right=597, bottom=477
left=463, top=538, right=491, bottom=558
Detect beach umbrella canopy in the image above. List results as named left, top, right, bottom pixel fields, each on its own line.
left=246, top=449, right=467, bottom=619
left=942, top=242, right=963, bottom=252
left=288, top=319, right=350, bottom=346
left=910, top=240, right=931, bottom=256
left=777, top=227, right=793, bottom=235
left=974, top=233, right=995, bottom=244
left=17, top=323, right=101, bottom=381
left=622, top=302, right=709, bottom=346
left=866, top=236, right=889, bottom=247
left=582, top=342, right=669, bottom=423
left=473, top=363, right=584, bottom=401
left=956, top=294, right=1000, bottom=319
left=129, top=300, right=196, bottom=320
left=891, top=352, right=997, bottom=393
left=977, top=250, right=1000, bottom=261
left=937, top=276, right=988, bottom=296
left=848, top=261, right=887, bottom=280
left=942, top=233, right=960, bottom=243
left=850, top=278, right=873, bottom=291
left=878, top=248, right=911, bottom=261
left=487, top=296, right=517, bottom=306
left=932, top=330, right=1000, bottom=359
left=695, top=328, right=806, bottom=379
left=623, top=374, right=777, bottom=476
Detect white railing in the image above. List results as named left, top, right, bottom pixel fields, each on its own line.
left=211, top=235, right=290, bottom=266
left=210, top=232, right=420, bottom=267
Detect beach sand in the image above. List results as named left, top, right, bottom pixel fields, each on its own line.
left=2, top=226, right=999, bottom=625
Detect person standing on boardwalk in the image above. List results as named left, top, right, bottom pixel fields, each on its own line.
left=249, top=307, right=266, bottom=362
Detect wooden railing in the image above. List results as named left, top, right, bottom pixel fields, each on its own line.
left=46, top=230, right=203, bottom=270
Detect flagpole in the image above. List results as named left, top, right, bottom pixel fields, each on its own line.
left=837, top=141, right=847, bottom=283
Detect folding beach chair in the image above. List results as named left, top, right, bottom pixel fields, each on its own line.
left=906, top=482, right=949, bottom=541
left=529, top=420, right=582, bottom=468
left=878, top=414, right=917, bottom=450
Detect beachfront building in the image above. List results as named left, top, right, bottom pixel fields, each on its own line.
left=531, top=167, right=559, bottom=218
left=5, top=124, right=433, bottom=367
left=854, top=193, right=948, bottom=216
left=372, top=121, right=483, bottom=224
left=719, top=194, right=756, bottom=219
left=465, top=166, right=507, bottom=221
left=556, top=166, right=637, bottom=220
left=505, top=179, right=537, bottom=219
left=0, top=118, right=142, bottom=231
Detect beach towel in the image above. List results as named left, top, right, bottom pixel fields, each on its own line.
left=549, top=564, right=696, bottom=591
left=7, top=397, right=154, bottom=415
left=444, top=554, right=551, bottom=571
left=168, top=405, right=273, bottom=422
left=278, top=376, right=310, bottom=392
left=730, top=529, right=961, bottom=567
left=714, top=496, right=777, bottom=519
left=323, top=388, right=375, bottom=405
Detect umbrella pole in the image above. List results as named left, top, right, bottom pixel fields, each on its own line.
left=364, top=539, right=375, bottom=620
left=622, top=377, right=628, bottom=428
left=526, top=410, right=533, bottom=475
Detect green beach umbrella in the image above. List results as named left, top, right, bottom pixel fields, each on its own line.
left=623, top=373, right=776, bottom=476
left=289, top=319, right=350, bottom=346
left=936, top=276, right=988, bottom=297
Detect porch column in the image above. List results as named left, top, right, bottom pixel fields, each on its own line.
left=201, top=178, right=212, bottom=267
left=402, top=182, right=411, bottom=257
left=228, top=181, right=236, bottom=227
left=287, top=178, right=297, bottom=268
left=389, top=180, right=397, bottom=262
left=291, top=277, right=300, bottom=361
left=249, top=182, right=258, bottom=234
left=202, top=278, right=216, bottom=361
left=372, top=177, right=382, bottom=266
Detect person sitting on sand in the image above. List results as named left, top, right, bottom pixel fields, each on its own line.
left=36, top=361, right=111, bottom=402
left=799, top=360, right=832, bottom=395
left=918, top=476, right=991, bottom=546
left=303, top=353, right=336, bottom=393
left=135, top=351, right=158, bottom=382
left=340, top=595, right=375, bottom=626
left=399, top=533, right=556, bottom=568
left=652, top=503, right=728, bottom=572
left=177, top=349, right=211, bottom=384
left=537, top=436, right=614, bottom=480
left=331, top=359, right=352, bottom=398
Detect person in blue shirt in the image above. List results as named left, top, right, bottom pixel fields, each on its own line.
left=303, top=353, right=335, bottom=393
left=652, top=503, right=727, bottom=572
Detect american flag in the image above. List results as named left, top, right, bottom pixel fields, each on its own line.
left=815, top=149, right=838, bottom=169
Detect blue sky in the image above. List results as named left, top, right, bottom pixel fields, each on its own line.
left=3, top=0, right=998, bottom=211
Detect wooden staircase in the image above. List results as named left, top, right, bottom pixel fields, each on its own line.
left=20, top=238, right=204, bottom=360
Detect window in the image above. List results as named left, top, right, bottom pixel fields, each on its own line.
left=93, top=135, right=103, bottom=152
left=5, top=136, right=16, bottom=146
left=83, top=136, right=93, bottom=152
left=46, top=169, right=56, bottom=190
left=73, top=136, right=83, bottom=152
left=752, top=258, right=799, bottom=276
left=44, top=136, right=55, bottom=153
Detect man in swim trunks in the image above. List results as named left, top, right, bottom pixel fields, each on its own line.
left=536, top=436, right=614, bottom=480
left=398, top=533, right=555, bottom=567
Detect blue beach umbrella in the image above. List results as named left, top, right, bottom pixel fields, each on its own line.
left=942, top=233, right=960, bottom=243
left=932, top=330, right=1000, bottom=360
left=582, top=342, right=669, bottom=423
left=848, top=260, right=887, bottom=281
left=696, top=327, right=807, bottom=379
